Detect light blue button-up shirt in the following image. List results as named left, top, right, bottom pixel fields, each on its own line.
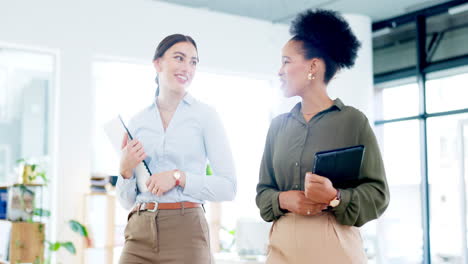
left=116, top=93, right=237, bottom=210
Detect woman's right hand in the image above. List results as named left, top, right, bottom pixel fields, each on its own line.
left=279, top=190, right=328, bottom=216
left=119, top=133, right=147, bottom=179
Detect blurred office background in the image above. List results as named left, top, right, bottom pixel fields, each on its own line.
left=1, top=0, right=468, bottom=263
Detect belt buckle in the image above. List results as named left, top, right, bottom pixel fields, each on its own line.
left=147, top=201, right=158, bottom=212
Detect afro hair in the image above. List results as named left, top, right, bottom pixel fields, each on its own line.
left=290, top=9, right=361, bottom=82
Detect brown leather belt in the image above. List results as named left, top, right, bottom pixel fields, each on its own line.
left=131, top=202, right=201, bottom=213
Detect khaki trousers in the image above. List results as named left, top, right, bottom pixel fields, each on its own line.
left=266, top=212, right=367, bottom=264
left=119, top=207, right=212, bottom=264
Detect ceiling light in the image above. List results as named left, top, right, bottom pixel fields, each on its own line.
left=448, top=3, right=468, bottom=15
left=372, top=27, right=392, bottom=38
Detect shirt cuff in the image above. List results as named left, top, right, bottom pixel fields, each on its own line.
left=332, top=188, right=352, bottom=215
left=116, top=173, right=136, bottom=188
left=271, top=191, right=287, bottom=219
left=182, top=171, right=205, bottom=196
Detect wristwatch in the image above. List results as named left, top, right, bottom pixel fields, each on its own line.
left=173, top=170, right=181, bottom=186
left=329, top=190, right=341, bottom=208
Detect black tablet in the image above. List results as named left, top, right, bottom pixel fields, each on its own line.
left=312, top=145, right=365, bottom=189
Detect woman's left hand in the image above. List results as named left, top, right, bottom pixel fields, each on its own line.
left=304, top=172, right=338, bottom=204
left=146, top=170, right=177, bottom=196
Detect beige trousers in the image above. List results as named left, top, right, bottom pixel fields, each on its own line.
left=119, top=207, right=212, bottom=264
left=266, top=212, right=367, bottom=264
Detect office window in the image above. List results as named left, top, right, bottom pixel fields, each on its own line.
left=0, top=48, right=54, bottom=185
left=426, top=67, right=468, bottom=114
left=0, top=47, right=55, bottom=264
left=373, top=6, right=468, bottom=263
left=363, top=120, right=423, bottom=264
left=427, top=113, right=468, bottom=263
left=375, top=78, right=419, bottom=120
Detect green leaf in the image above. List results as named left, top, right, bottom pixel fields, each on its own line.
left=38, top=172, right=49, bottom=183
left=206, top=164, right=213, bottom=176
left=16, top=158, right=26, bottom=164
left=31, top=164, right=37, bottom=171
left=19, top=184, right=27, bottom=192
left=228, top=230, right=236, bottom=235
left=34, top=208, right=51, bottom=217
left=28, top=174, right=36, bottom=181
left=61, top=242, right=76, bottom=255
left=68, top=220, right=88, bottom=238
left=19, top=184, right=34, bottom=195
left=49, top=242, right=61, bottom=251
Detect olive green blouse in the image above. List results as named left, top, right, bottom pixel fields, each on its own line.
left=256, top=99, right=390, bottom=227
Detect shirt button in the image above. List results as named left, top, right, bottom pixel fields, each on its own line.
left=295, top=162, right=299, bottom=166
left=295, top=185, right=299, bottom=189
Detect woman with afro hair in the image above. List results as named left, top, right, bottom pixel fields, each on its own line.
left=256, top=9, right=389, bottom=263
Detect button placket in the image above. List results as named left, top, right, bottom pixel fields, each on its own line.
left=296, top=123, right=310, bottom=190
left=297, top=125, right=310, bottom=191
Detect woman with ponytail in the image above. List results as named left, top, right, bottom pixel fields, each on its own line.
left=117, top=34, right=236, bottom=263
left=256, top=9, right=389, bottom=263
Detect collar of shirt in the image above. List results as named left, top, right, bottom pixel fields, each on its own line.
left=182, top=92, right=195, bottom=105
left=153, top=92, right=196, bottom=109
left=289, top=98, right=344, bottom=124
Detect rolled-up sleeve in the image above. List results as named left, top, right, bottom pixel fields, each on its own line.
left=183, top=108, right=236, bottom=201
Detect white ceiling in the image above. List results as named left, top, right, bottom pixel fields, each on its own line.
left=155, top=0, right=453, bottom=23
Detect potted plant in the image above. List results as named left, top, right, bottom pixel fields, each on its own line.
left=16, top=159, right=48, bottom=184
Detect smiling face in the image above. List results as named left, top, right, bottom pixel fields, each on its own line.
left=153, top=41, right=199, bottom=94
